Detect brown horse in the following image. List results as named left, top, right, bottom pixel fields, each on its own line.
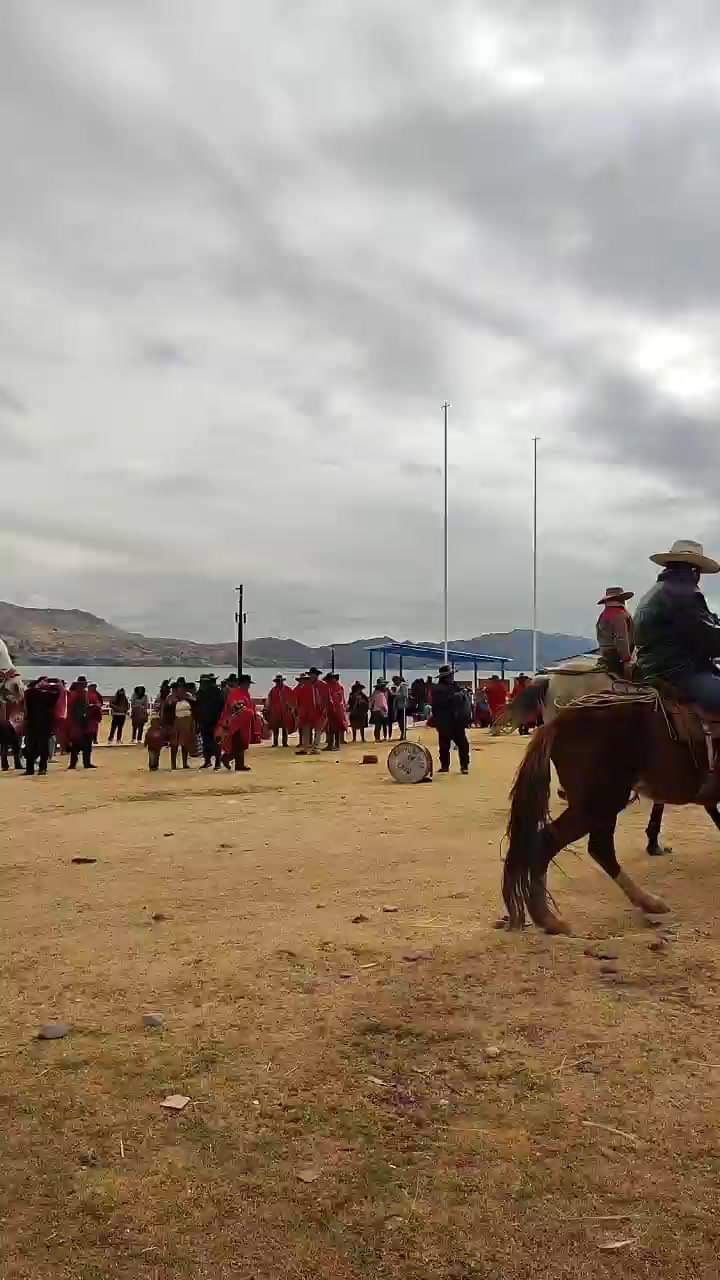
left=502, top=696, right=720, bottom=934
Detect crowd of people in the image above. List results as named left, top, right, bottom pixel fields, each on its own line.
left=0, top=661, right=525, bottom=777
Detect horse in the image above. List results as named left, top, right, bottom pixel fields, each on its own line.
left=495, top=656, right=720, bottom=855
left=502, top=688, right=720, bottom=935
left=0, top=637, right=26, bottom=771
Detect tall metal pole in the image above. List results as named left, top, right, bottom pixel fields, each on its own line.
left=532, top=438, right=539, bottom=674
left=235, top=584, right=244, bottom=676
left=442, top=401, right=450, bottom=664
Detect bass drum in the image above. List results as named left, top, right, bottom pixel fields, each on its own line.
left=387, top=740, right=433, bottom=784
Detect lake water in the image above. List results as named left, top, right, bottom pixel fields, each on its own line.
left=16, top=662, right=515, bottom=696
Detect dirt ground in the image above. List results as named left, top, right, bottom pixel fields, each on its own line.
left=2, top=725, right=720, bottom=1279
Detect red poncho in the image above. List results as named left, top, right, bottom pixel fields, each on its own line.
left=265, top=684, right=296, bottom=731
left=294, top=679, right=328, bottom=730
left=216, top=688, right=263, bottom=755
left=325, top=681, right=348, bottom=732
left=66, top=687, right=91, bottom=745
left=484, top=681, right=508, bottom=719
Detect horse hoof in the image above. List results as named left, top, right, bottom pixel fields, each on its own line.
left=542, top=915, right=572, bottom=936
left=641, top=895, right=670, bottom=915
left=647, top=843, right=672, bottom=857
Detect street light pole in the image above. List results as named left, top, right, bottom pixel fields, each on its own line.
left=442, top=401, right=450, bottom=664
left=532, top=438, right=539, bottom=674
left=235, top=584, right=244, bottom=676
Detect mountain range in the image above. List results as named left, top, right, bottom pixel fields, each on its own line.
left=0, top=601, right=593, bottom=670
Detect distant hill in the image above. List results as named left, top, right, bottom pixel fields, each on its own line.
left=0, top=601, right=592, bottom=669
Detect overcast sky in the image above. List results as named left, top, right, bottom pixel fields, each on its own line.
left=3, top=0, right=720, bottom=644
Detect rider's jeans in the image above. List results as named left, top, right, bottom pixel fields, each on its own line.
left=676, top=670, right=720, bottom=712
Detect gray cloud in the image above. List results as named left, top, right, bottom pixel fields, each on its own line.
left=2, top=0, right=719, bottom=647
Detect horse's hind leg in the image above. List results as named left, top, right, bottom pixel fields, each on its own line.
left=526, top=808, right=594, bottom=936
left=588, top=818, right=670, bottom=916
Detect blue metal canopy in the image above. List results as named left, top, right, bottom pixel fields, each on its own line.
left=366, top=641, right=510, bottom=687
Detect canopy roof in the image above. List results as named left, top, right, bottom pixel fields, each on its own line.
left=366, top=641, right=509, bottom=668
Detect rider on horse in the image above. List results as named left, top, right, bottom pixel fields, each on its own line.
left=596, top=586, right=635, bottom=677
left=634, top=539, right=720, bottom=706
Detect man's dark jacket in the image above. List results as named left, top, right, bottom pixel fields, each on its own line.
left=634, top=568, right=720, bottom=683
left=430, top=678, right=471, bottom=733
left=194, top=682, right=225, bottom=730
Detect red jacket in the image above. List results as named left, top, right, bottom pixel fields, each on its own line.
left=295, top=678, right=328, bottom=729
left=325, top=681, right=348, bottom=731
left=265, top=684, right=296, bottom=730
left=485, top=681, right=508, bottom=718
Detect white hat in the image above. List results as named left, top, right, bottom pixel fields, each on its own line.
left=650, top=539, right=720, bottom=574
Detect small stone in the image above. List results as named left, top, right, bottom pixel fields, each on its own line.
left=143, top=1013, right=163, bottom=1028
left=219, top=843, right=232, bottom=850
left=362, top=755, right=378, bottom=765
left=296, top=1166, right=321, bottom=1183
left=484, top=1045, right=502, bottom=1060
left=384, top=1216, right=406, bottom=1230
left=584, top=946, right=619, bottom=961
left=316, top=903, right=326, bottom=909
left=493, top=916, right=509, bottom=929
left=449, top=892, right=470, bottom=900
left=351, top=914, right=369, bottom=924
left=38, top=1023, right=70, bottom=1040
left=649, top=939, right=668, bottom=953
left=163, top=832, right=174, bottom=837
left=339, top=972, right=354, bottom=979
left=402, top=950, right=432, bottom=962
left=160, top=1094, right=190, bottom=1111
left=382, top=905, right=399, bottom=913
left=71, top=857, right=96, bottom=865
left=152, top=912, right=168, bottom=922
left=600, top=964, right=619, bottom=976
left=576, top=1060, right=602, bottom=1075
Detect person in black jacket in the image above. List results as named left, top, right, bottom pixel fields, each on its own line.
left=634, top=539, right=720, bottom=708
left=24, top=677, right=61, bottom=776
left=430, top=664, right=471, bottom=774
left=195, top=674, right=225, bottom=769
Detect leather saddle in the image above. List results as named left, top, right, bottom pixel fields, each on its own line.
left=658, top=687, right=720, bottom=769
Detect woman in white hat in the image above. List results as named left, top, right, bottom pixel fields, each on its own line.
left=596, top=586, right=635, bottom=678
left=634, top=540, right=720, bottom=711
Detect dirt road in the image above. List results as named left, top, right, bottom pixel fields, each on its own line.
left=2, top=727, right=720, bottom=1278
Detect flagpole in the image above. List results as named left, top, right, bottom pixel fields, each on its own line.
left=442, top=401, right=450, bottom=663
left=532, top=438, right=539, bottom=673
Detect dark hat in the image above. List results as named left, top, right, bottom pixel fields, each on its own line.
left=238, top=674, right=253, bottom=684
left=308, top=666, right=321, bottom=676
left=438, top=664, right=452, bottom=677
left=274, top=674, right=284, bottom=682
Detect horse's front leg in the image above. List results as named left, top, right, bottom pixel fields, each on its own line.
left=646, top=803, right=672, bottom=856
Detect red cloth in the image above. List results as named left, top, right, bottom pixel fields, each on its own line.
left=87, top=688, right=103, bottom=732
left=265, top=684, right=297, bottom=731
left=216, top=688, right=262, bottom=755
left=66, top=687, right=90, bottom=744
left=484, top=681, right=508, bottom=719
left=511, top=675, right=537, bottom=727
left=294, top=678, right=328, bottom=730
left=325, top=681, right=348, bottom=731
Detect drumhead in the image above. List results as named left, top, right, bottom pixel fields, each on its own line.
left=387, top=741, right=433, bottom=783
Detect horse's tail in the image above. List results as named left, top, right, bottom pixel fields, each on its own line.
left=502, top=720, right=558, bottom=926
left=493, top=677, right=549, bottom=734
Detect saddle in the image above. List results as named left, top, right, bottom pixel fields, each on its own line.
left=661, top=691, right=720, bottom=771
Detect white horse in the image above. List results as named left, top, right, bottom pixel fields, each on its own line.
left=496, top=656, right=720, bottom=855
left=0, top=637, right=25, bottom=704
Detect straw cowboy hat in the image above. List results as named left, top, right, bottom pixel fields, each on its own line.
left=597, top=586, right=634, bottom=605
left=650, top=539, right=720, bottom=574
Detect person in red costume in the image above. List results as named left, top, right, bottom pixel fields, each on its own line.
left=66, top=677, right=97, bottom=770
left=484, top=675, right=508, bottom=724
left=295, top=667, right=328, bottom=755
left=596, top=586, right=635, bottom=678
left=87, top=682, right=104, bottom=744
left=265, top=674, right=296, bottom=748
left=216, top=675, right=261, bottom=772
left=324, top=672, right=348, bottom=751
